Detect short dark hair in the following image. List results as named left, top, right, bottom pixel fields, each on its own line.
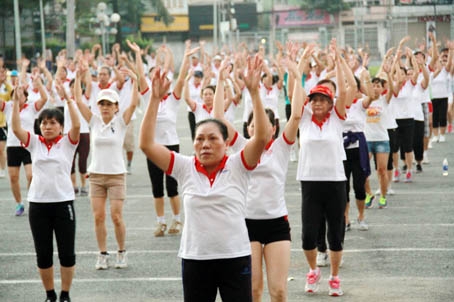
left=38, top=108, right=64, bottom=126
left=317, top=79, right=337, bottom=93
left=247, top=108, right=275, bottom=127
left=195, top=118, right=228, bottom=141
left=371, top=77, right=384, bottom=86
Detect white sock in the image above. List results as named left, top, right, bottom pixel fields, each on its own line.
left=173, top=214, right=181, bottom=222
left=157, top=216, right=166, bottom=224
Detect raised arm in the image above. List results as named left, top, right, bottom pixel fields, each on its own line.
left=11, top=87, right=29, bottom=144
left=283, top=57, right=305, bottom=142
left=33, top=77, right=49, bottom=112
left=174, top=41, right=200, bottom=98
left=121, top=68, right=139, bottom=125
left=213, top=62, right=236, bottom=142
left=139, top=67, right=173, bottom=171
left=126, top=40, right=148, bottom=94
left=242, top=55, right=269, bottom=167
left=74, top=69, right=92, bottom=123
left=61, top=84, right=81, bottom=143
left=332, top=41, right=347, bottom=117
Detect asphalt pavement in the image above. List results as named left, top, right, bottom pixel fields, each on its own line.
left=1, top=102, right=453, bottom=302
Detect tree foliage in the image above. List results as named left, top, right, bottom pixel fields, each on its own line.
left=300, top=0, right=351, bottom=14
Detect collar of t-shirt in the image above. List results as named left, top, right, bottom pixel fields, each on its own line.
left=39, top=135, right=63, bottom=151
left=311, top=112, right=331, bottom=130
left=194, top=155, right=228, bottom=186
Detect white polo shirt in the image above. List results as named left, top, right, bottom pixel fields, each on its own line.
left=24, top=133, right=78, bottom=202
left=2, top=101, right=39, bottom=147
left=168, top=151, right=254, bottom=260
left=193, top=103, right=213, bottom=123
left=431, top=68, right=450, bottom=99
left=393, top=80, right=416, bottom=120
left=142, top=89, right=180, bottom=146
left=63, top=97, right=90, bottom=134
left=231, top=133, right=293, bottom=219
left=88, top=114, right=127, bottom=174
left=412, top=73, right=430, bottom=122
left=297, top=105, right=347, bottom=181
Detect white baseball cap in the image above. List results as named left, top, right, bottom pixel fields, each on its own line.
left=97, top=89, right=119, bottom=104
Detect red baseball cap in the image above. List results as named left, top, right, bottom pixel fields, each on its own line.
left=308, top=85, right=334, bottom=101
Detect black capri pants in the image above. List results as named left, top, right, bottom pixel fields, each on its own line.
left=146, top=144, right=179, bottom=198
left=396, top=118, right=414, bottom=154
left=301, top=181, right=347, bottom=252
left=431, top=98, right=448, bottom=128
left=29, top=201, right=76, bottom=269
left=413, top=120, right=425, bottom=162
left=182, top=256, right=252, bottom=302
left=343, top=148, right=367, bottom=201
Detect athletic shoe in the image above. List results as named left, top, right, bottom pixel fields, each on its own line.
left=448, top=124, right=453, bottom=133
left=168, top=220, right=183, bottom=235
left=15, top=203, right=25, bottom=216
left=404, top=171, right=412, bottom=183
left=115, top=251, right=128, bottom=268
left=95, top=253, right=109, bottom=270
left=365, top=194, right=374, bottom=209
left=154, top=223, right=167, bottom=237
left=316, top=252, right=329, bottom=267
left=387, top=188, right=395, bottom=195
left=378, top=196, right=387, bottom=209
left=416, top=164, right=423, bottom=173
left=59, top=296, right=71, bottom=302
left=80, top=187, right=88, bottom=196
left=328, top=276, right=344, bottom=296
left=305, top=268, right=321, bottom=293
left=45, top=298, right=57, bottom=302
left=431, top=135, right=439, bottom=143
left=0, top=169, right=5, bottom=178
left=422, top=153, right=430, bottom=164
left=392, top=169, right=400, bottom=182
left=357, top=219, right=369, bottom=231
left=439, top=135, right=446, bottom=142
left=345, top=222, right=351, bottom=232
left=428, top=140, right=433, bottom=149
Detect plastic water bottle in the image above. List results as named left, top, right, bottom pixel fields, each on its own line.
left=442, top=158, right=448, bottom=176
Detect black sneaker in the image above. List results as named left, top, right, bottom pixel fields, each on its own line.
left=402, top=165, right=407, bottom=171
left=416, top=164, right=422, bottom=173
left=59, top=297, right=71, bottom=302
left=45, top=298, right=57, bottom=302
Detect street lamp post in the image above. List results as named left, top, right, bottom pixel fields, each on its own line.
left=95, top=2, right=120, bottom=55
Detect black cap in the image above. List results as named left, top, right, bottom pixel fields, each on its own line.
left=194, top=70, right=204, bottom=78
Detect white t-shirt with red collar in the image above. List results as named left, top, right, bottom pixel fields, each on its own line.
left=193, top=103, right=213, bottom=123
left=24, top=133, right=78, bottom=202
left=297, top=105, right=347, bottom=181
left=142, top=89, right=181, bottom=145
left=230, top=133, right=293, bottom=219
left=168, top=151, right=254, bottom=260
left=393, top=80, right=416, bottom=120
left=2, top=101, right=39, bottom=147
left=364, top=95, right=390, bottom=142
left=88, top=115, right=127, bottom=174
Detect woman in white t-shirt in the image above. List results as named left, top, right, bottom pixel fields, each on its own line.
left=74, top=66, right=139, bottom=271
left=297, top=42, right=347, bottom=297
left=213, top=57, right=305, bottom=301
left=11, top=85, right=80, bottom=302
left=139, top=57, right=268, bottom=302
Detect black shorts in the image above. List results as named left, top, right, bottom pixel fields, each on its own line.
left=7, top=146, right=32, bottom=167
left=0, top=126, right=7, bottom=141
left=245, top=216, right=291, bottom=245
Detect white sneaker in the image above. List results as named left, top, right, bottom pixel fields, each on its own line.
left=316, top=251, right=329, bottom=267
left=431, top=136, right=439, bottom=143
left=387, top=188, right=395, bottom=195
left=168, top=220, right=183, bottom=234
left=357, top=219, right=369, bottom=231
left=0, top=169, right=5, bottom=178
left=439, top=135, right=446, bottom=142
left=96, top=253, right=109, bottom=270
left=422, top=153, right=430, bottom=164
left=428, top=141, right=433, bottom=149
left=115, top=251, right=128, bottom=268
left=374, top=189, right=381, bottom=195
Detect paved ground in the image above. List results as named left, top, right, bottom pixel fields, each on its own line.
left=1, top=101, right=453, bottom=301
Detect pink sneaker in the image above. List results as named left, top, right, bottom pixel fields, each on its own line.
left=305, top=268, right=321, bottom=293
left=328, top=276, right=344, bottom=296
left=392, top=169, right=400, bottom=182
left=405, top=171, right=412, bottom=183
